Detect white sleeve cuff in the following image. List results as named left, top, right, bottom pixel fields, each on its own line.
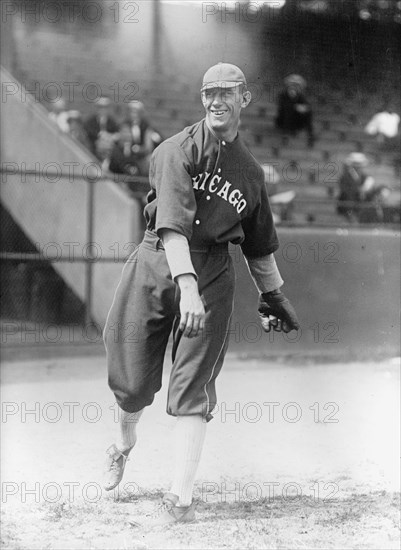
left=245, top=253, right=284, bottom=293
left=160, top=230, right=197, bottom=281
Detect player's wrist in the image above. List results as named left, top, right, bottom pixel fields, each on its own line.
left=261, top=288, right=281, bottom=299
left=176, top=273, right=198, bottom=289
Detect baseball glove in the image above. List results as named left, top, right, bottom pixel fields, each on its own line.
left=258, top=289, right=300, bottom=333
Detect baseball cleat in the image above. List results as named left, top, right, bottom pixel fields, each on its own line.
left=103, top=444, right=130, bottom=491
left=129, top=493, right=196, bottom=527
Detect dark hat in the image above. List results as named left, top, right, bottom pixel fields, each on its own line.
left=284, top=74, right=306, bottom=89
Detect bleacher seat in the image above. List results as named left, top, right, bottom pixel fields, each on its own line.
left=9, top=20, right=399, bottom=226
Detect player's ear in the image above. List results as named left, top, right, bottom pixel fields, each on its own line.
left=241, top=90, right=251, bottom=108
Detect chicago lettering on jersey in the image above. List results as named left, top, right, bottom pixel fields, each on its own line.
left=191, top=171, right=247, bottom=214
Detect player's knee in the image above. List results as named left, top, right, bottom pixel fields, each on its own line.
left=117, top=390, right=155, bottom=412
left=111, top=377, right=160, bottom=412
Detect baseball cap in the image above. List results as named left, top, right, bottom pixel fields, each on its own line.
left=201, top=62, right=247, bottom=92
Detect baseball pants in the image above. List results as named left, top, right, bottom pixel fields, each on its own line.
left=104, top=230, right=235, bottom=421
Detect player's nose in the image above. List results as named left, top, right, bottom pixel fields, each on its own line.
left=211, top=90, right=224, bottom=106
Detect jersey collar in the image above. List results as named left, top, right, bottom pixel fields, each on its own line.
left=203, top=118, right=239, bottom=146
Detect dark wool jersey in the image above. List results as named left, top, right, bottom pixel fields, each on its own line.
left=144, top=119, right=278, bottom=258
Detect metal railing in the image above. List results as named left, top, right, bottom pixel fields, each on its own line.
left=0, top=167, right=149, bottom=325
left=1, top=167, right=399, bottom=325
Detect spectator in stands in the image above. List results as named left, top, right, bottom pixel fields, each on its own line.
left=336, top=153, right=387, bottom=223
left=124, top=100, right=163, bottom=175
left=275, top=74, right=315, bottom=147
left=108, top=122, right=140, bottom=177
left=365, top=102, right=400, bottom=150
left=84, top=96, right=119, bottom=159
left=66, top=110, right=91, bottom=151
left=48, top=98, right=70, bottom=133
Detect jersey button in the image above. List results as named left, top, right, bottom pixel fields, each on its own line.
left=218, top=168, right=221, bottom=173
left=195, top=219, right=201, bottom=225
left=206, top=196, right=211, bottom=200
left=222, top=141, right=226, bottom=146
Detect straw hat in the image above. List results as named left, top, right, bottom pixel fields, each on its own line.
left=345, top=152, right=369, bottom=167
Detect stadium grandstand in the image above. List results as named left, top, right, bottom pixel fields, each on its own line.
left=1, top=0, right=400, bottom=349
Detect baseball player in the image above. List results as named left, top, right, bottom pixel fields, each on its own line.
left=103, top=62, right=299, bottom=526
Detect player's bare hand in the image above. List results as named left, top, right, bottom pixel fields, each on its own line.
left=177, top=274, right=205, bottom=338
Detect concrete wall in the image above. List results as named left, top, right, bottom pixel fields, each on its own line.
left=0, top=67, right=143, bottom=324
left=231, top=226, right=400, bottom=357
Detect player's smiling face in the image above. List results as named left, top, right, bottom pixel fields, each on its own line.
left=201, top=85, right=251, bottom=142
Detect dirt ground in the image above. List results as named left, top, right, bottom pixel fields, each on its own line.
left=1, top=352, right=400, bottom=549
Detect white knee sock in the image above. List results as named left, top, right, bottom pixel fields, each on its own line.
left=170, top=415, right=207, bottom=507
left=116, top=407, right=144, bottom=453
